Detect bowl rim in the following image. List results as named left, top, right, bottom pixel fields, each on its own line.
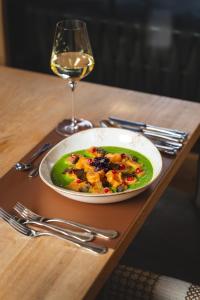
left=39, top=127, right=163, bottom=198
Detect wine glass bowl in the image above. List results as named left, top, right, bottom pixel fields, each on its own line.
left=51, top=19, right=94, bottom=136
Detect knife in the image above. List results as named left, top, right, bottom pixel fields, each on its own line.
left=102, top=119, right=183, bottom=145
left=100, top=120, right=178, bottom=155
left=109, top=116, right=188, bottom=140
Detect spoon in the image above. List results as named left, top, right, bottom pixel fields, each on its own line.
left=15, top=143, right=52, bottom=171
left=28, top=165, right=39, bottom=177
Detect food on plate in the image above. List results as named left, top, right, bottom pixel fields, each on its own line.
left=51, top=146, right=153, bottom=194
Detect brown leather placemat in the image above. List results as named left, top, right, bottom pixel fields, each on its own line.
left=0, top=129, right=172, bottom=249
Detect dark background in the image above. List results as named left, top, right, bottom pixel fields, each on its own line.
left=3, top=0, right=200, bottom=102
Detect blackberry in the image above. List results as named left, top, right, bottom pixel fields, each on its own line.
left=91, top=157, right=110, bottom=171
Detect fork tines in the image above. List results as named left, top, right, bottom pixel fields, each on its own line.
left=0, top=207, right=10, bottom=220
left=14, top=202, right=38, bottom=220
left=0, top=207, right=30, bottom=235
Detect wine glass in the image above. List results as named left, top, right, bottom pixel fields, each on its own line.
left=50, top=19, right=95, bottom=136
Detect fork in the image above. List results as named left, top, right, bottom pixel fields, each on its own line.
left=14, top=202, right=119, bottom=239
left=14, top=205, right=93, bottom=242
left=0, top=208, right=107, bottom=254
left=19, top=219, right=93, bottom=242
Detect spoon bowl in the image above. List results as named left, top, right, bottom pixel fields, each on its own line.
left=15, top=162, right=33, bottom=171
left=15, top=143, right=52, bottom=172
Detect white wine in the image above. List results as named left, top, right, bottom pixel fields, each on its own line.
left=50, top=20, right=94, bottom=135
left=51, top=51, right=94, bottom=81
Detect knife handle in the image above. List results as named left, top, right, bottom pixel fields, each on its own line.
left=146, top=125, right=186, bottom=140
left=142, top=130, right=184, bottom=144
left=109, top=116, right=145, bottom=128
left=155, top=144, right=177, bottom=155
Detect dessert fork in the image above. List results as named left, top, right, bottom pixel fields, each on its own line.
left=14, top=202, right=119, bottom=239
left=0, top=208, right=107, bottom=254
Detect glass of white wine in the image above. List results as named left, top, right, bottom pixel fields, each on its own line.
left=51, top=19, right=95, bottom=136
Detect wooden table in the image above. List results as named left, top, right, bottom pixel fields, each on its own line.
left=0, top=66, right=200, bottom=300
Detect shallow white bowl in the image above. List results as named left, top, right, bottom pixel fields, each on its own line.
left=39, top=128, right=162, bottom=204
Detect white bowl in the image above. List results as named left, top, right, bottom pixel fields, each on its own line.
left=39, top=128, right=162, bottom=204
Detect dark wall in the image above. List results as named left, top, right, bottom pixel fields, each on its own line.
left=4, top=0, right=200, bottom=102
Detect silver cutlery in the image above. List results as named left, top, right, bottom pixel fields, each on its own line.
left=109, top=116, right=188, bottom=139
left=28, top=166, right=39, bottom=178
left=0, top=208, right=107, bottom=254
left=141, top=129, right=184, bottom=144
left=15, top=143, right=52, bottom=171
left=14, top=207, right=93, bottom=242
left=151, top=144, right=177, bottom=155
left=108, top=119, right=184, bottom=144
left=157, top=140, right=182, bottom=149
left=19, top=219, right=93, bottom=242
left=113, top=120, right=182, bottom=149
left=14, top=202, right=119, bottom=240
left=100, top=120, right=178, bottom=155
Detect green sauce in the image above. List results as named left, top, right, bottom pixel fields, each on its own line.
left=51, top=146, right=153, bottom=192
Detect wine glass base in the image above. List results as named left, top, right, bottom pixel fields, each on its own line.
left=56, top=118, right=93, bottom=136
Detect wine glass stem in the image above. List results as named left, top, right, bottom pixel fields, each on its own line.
left=68, top=81, right=77, bottom=127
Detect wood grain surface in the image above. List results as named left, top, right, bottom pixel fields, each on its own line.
left=0, top=66, right=200, bottom=300
left=0, top=221, right=113, bottom=300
